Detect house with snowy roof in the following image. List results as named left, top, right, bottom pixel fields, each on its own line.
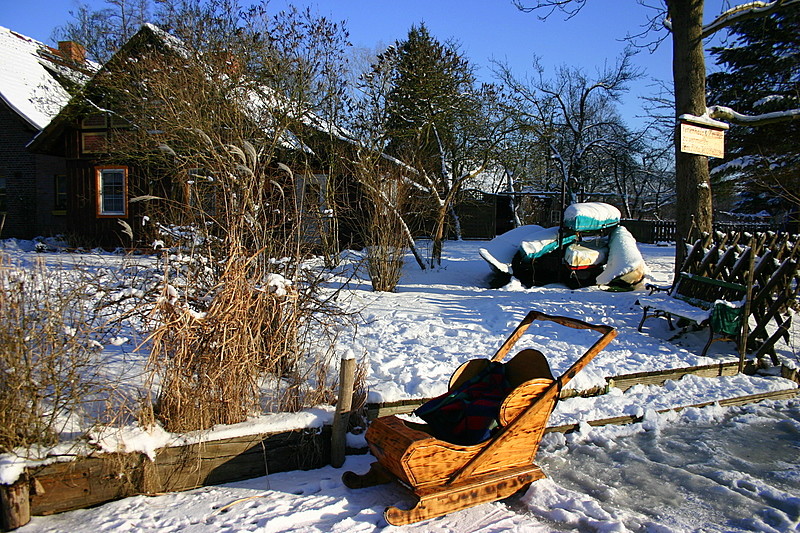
left=0, top=26, right=96, bottom=239
left=28, top=23, right=387, bottom=249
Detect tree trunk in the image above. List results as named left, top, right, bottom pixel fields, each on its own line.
left=431, top=207, right=447, bottom=268
left=449, top=204, right=462, bottom=241
left=671, top=0, right=714, bottom=275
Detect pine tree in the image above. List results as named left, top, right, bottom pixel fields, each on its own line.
left=377, top=23, right=489, bottom=266
left=382, top=23, right=477, bottom=179
left=707, top=8, right=800, bottom=219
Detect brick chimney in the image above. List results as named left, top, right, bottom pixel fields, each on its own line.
left=57, top=41, right=86, bottom=63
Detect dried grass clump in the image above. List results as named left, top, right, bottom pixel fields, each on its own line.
left=144, top=250, right=304, bottom=433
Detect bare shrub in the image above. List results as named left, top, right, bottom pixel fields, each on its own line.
left=142, top=244, right=357, bottom=432
left=363, top=196, right=409, bottom=292
left=64, top=8, right=359, bottom=434
left=146, top=256, right=277, bottom=431
left=352, top=154, right=419, bottom=292
left=0, top=255, right=136, bottom=452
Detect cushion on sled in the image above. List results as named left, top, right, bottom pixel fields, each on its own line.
left=415, top=361, right=511, bottom=446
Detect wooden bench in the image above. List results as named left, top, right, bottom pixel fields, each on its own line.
left=637, top=272, right=748, bottom=356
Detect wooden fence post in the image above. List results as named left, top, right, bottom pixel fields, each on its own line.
left=1, top=474, right=30, bottom=531
left=738, top=237, right=756, bottom=373
left=331, top=355, right=356, bottom=468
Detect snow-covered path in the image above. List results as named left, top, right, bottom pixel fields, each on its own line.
left=333, top=242, right=796, bottom=403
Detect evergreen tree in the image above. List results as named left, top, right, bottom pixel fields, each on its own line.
left=382, top=23, right=477, bottom=180
left=376, top=23, right=501, bottom=266
left=707, top=8, right=800, bottom=219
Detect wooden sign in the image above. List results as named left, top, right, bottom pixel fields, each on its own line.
left=680, top=121, right=725, bottom=159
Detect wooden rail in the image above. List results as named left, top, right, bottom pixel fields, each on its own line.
left=546, top=388, right=800, bottom=434
left=366, top=360, right=758, bottom=419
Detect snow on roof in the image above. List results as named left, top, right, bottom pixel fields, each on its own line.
left=141, top=23, right=191, bottom=58
left=0, top=26, right=95, bottom=130
left=678, top=112, right=730, bottom=130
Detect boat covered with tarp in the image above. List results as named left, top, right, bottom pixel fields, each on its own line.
left=479, top=202, right=647, bottom=289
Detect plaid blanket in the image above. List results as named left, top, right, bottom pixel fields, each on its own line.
left=414, top=361, right=511, bottom=445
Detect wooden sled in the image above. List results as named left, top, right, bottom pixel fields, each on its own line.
left=343, top=310, right=617, bottom=526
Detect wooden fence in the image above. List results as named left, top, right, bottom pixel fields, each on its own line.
left=449, top=195, right=787, bottom=243
left=679, top=231, right=800, bottom=364
left=620, top=220, right=787, bottom=244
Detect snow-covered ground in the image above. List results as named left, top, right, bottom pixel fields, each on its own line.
left=6, top=238, right=800, bottom=532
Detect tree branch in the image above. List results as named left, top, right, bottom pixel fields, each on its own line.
left=512, top=0, right=587, bottom=19
left=702, top=0, right=800, bottom=38
left=707, top=105, right=800, bottom=126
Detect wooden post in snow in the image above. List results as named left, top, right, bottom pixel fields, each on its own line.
left=331, top=354, right=356, bottom=468
left=738, top=236, right=756, bottom=373
left=1, top=474, right=31, bottom=531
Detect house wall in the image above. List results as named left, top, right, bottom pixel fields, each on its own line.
left=0, top=100, right=68, bottom=239
left=35, top=153, right=69, bottom=237
left=66, top=158, right=140, bottom=248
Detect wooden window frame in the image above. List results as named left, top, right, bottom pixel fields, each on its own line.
left=82, top=131, right=108, bottom=154
left=95, top=166, right=128, bottom=218
left=53, top=174, right=67, bottom=215
left=0, top=176, right=6, bottom=213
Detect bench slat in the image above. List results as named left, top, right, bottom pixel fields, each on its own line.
left=637, top=293, right=712, bottom=324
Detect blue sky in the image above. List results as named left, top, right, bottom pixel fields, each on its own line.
left=1, top=0, right=729, bottom=128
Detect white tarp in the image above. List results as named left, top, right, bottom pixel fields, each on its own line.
left=563, top=202, right=621, bottom=232
left=478, top=225, right=547, bottom=274
left=596, top=225, right=648, bottom=286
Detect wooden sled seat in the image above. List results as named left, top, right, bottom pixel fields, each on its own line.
left=343, top=311, right=617, bottom=526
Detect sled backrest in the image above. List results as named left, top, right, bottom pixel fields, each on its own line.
left=445, top=349, right=557, bottom=428
left=498, top=349, right=556, bottom=426
left=448, top=358, right=490, bottom=391
left=447, top=349, right=553, bottom=392
left=504, top=349, right=553, bottom=386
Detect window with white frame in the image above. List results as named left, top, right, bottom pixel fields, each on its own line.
left=96, top=166, right=127, bottom=217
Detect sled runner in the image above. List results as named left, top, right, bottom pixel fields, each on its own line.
left=342, top=310, right=617, bottom=526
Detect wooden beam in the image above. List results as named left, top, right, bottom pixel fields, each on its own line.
left=0, top=474, right=30, bottom=531
left=25, top=427, right=331, bottom=517
left=546, top=387, right=800, bottom=434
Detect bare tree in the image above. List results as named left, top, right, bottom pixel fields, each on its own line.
left=346, top=47, right=429, bottom=273
left=62, top=5, right=353, bottom=430
left=53, top=0, right=151, bottom=63
left=514, top=0, right=800, bottom=271
left=494, top=50, right=641, bottom=212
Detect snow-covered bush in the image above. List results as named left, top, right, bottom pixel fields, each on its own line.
left=0, top=256, right=148, bottom=452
